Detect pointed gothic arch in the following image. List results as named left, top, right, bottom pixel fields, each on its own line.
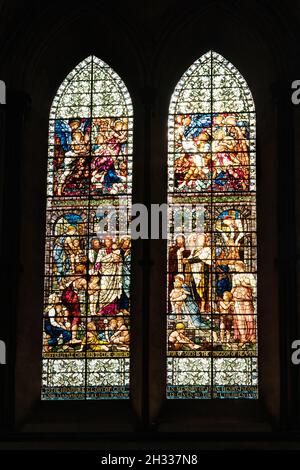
left=42, top=56, right=133, bottom=400
left=166, top=51, right=257, bottom=399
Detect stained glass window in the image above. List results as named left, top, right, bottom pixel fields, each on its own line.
left=42, top=56, right=133, bottom=400
left=167, top=51, right=257, bottom=399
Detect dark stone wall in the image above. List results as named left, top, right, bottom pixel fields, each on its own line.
left=0, top=0, right=299, bottom=447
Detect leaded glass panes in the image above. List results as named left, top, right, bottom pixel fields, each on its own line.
left=42, top=56, right=133, bottom=400
left=167, top=51, right=257, bottom=399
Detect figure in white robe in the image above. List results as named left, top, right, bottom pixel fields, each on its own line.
left=94, top=237, right=123, bottom=315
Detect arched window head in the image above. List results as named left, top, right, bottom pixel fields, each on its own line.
left=167, top=51, right=257, bottom=399
left=42, top=56, right=133, bottom=400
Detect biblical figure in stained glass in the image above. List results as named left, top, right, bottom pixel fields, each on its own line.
left=42, top=56, right=133, bottom=400
left=167, top=51, right=257, bottom=399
